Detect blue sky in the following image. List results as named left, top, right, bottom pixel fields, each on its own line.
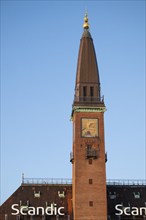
left=1, top=0, right=145, bottom=204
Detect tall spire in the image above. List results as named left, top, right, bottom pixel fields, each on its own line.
left=73, top=14, right=104, bottom=109
left=71, top=14, right=107, bottom=220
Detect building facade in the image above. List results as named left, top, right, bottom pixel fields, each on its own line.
left=0, top=178, right=146, bottom=220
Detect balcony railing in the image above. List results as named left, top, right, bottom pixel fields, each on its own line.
left=86, top=148, right=100, bottom=159
left=74, top=96, right=104, bottom=103
left=70, top=152, right=74, bottom=163
left=106, top=179, right=146, bottom=186
left=105, top=152, right=108, bottom=163
left=70, top=149, right=100, bottom=161
left=22, top=176, right=146, bottom=186
left=22, top=178, right=72, bottom=185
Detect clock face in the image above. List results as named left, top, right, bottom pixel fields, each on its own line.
left=81, top=118, right=98, bottom=137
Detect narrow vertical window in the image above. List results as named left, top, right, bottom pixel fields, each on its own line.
left=89, top=159, right=92, bottom=164
left=89, top=179, right=93, bottom=184
left=89, top=201, right=93, bottom=207
left=87, top=144, right=92, bottom=150
left=90, top=87, right=94, bottom=97
left=83, top=86, right=87, bottom=96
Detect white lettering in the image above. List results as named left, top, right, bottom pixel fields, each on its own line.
left=115, top=204, right=146, bottom=216
left=131, top=207, right=139, bottom=216
left=124, top=207, right=130, bottom=215
left=58, top=207, right=65, bottom=215
left=20, top=207, right=27, bottom=215
left=28, top=207, right=35, bottom=216
left=115, top=204, right=123, bottom=215
left=46, top=204, right=54, bottom=215
left=54, top=204, right=57, bottom=215
left=140, top=207, right=146, bottom=215
left=11, top=204, right=19, bottom=215
left=36, top=207, right=44, bottom=215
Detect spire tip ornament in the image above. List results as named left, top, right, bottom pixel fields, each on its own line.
left=83, top=12, right=89, bottom=30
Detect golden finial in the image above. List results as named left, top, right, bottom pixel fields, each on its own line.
left=83, top=11, right=89, bottom=30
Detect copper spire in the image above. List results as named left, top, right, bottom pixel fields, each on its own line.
left=73, top=14, right=105, bottom=108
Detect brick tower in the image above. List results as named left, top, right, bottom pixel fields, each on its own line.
left=71, top=14, right=107, bottom=220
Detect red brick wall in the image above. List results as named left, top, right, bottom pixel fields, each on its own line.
left=72, top=111, right=107, bottom=220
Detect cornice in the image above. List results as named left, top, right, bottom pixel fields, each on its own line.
left=71, top=106, right=107, bottom=121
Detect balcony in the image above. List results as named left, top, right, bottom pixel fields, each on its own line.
left=86, top=148, right=100, bottom=159
left=70, top=152, right=74, bottom=163
left=105, top=152, right=108, bottom=163
left=74, top=96, right=104, bottom=103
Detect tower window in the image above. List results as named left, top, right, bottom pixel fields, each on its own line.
left=87, top=144, right=92, bottom=150
left=90, top=87, right=94, bottom=97
left=89, top=179, right=93, bottom=184
left=89, top=201, right=93, bottom=207
left=83, top=86, right=87, bottom=96
left=89, top=159, right=92, bottom=164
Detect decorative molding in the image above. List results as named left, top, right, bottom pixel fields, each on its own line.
left=74, top=106, right=106, bottom=113
left=70, top=106, right=106, bottom=121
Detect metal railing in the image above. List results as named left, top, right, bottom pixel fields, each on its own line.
left=106, top=179, right=146, bottom=186
left=86, top=148, right=99, bottom=159
left=22, top=177, right=72, bottom=185
left=70, top=152, right=74, bottom=163
left=74, top=96, right=104, bottom=103
left=22, top=177, right=146, bottom=186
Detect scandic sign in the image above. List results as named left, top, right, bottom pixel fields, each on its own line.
left=11, top=203, right=65, bottom=216
left=115, top=205, right=146, bottom=216
left=11, top=203, right=146, bottom=216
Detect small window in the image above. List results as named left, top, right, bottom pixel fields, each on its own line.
left=89, top=201, right=93, bottom=207
left=133, top=192, right=140, bottom=199
left=34, top=191, right=40, bottom=198
left=89, top=159, right=92, bottom=164
left=90, top=87, right=94, bottom=97
left=89, top=179, right=93, bottom=184
left=87, top=144, right=92, bottom=150
left=83, top=86, right=87, bottom=97
left=109, top=192, right=116, bottom=199
left=58, top=191, right=65, bottom=198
